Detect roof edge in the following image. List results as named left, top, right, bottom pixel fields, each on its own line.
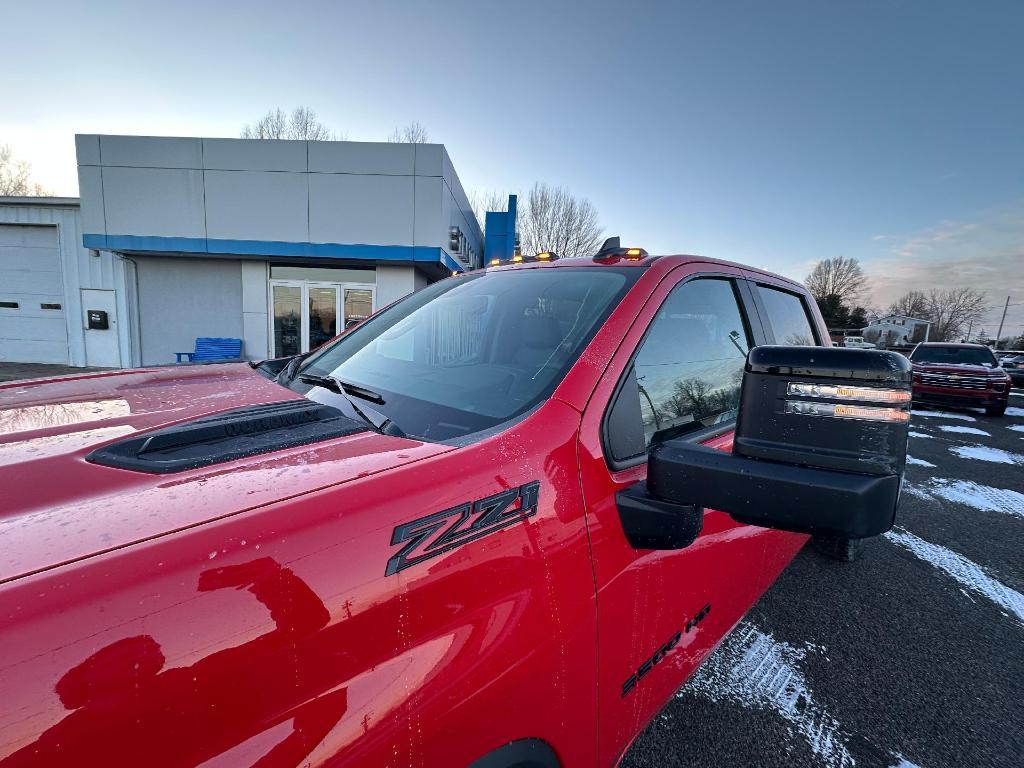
left=0, top=196, right=80, bottom=207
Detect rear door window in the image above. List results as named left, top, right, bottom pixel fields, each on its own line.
left=756, top=285, right=818, bottom=346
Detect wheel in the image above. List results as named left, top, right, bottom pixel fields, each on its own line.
left=986, top=404, right=1006, bottom=417
left=812, top=535, right=866, bottom=562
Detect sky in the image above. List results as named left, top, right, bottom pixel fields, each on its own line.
left=3, top=0, right=1022, bottom=335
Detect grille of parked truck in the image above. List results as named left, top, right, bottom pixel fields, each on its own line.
left=0, top=240, right=912, bottom=768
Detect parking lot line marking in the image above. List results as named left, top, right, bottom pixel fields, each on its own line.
left=884, top=528, right=1024, bottom=628
left=925, top=479, right=1024, bottom=518
left=937, top=425, right=991, bottom=436
left=910, top=410, right=976, bottom=421
left=949, top=444, right=1024, bottom=465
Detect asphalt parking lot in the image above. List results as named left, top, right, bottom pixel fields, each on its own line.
left=623, top=391, right=1024, bottom=768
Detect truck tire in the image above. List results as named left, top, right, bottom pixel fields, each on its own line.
left=986, top=404, right=1006, bottom=417
left=812, top=535, right=866, bottom=562
left=469, top=739, right=561, bottom=768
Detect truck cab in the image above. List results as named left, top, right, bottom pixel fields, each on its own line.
left=0, top=248, right=911, bottom=767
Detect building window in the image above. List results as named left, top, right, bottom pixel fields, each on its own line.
left=269, top=265, right=375, bottom=283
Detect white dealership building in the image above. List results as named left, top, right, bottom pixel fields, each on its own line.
left=0, top=135, right=484, bottom=368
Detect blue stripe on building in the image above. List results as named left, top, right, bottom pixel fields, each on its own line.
left=83, top=234, right=465, bottom=272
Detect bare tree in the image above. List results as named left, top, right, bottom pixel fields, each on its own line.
left=804, top=256, right=867, bottom=305
left=387, top=121, right=429, bottom=143
left=887, top=290, right=928, bottom=319
left=519, top=182, right=603, bottom=259
left=468, top=189, right=509, bottom=230
left=924, top=288, right=988, bottom=341
left=241, top=106, right=339, bottom=141
left=0, top=145, right=48, bottom=196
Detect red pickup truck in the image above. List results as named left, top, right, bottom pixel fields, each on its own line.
left=0, top=246, right=912, bottom=768
left=910, top=342, right=1010, bottom=416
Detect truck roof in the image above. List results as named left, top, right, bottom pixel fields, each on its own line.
left=914, top=342, right=991, bottom=349
left=487, top=253, right=807, bottom=292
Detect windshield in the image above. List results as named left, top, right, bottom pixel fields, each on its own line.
left=291, top=267, right=638, bottom=442
left=910, top=346, right=997, bottom=367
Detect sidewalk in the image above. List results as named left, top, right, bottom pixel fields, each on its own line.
left=0, top=363, right=111, bottom=383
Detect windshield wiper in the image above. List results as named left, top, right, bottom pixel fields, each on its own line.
left=275, top=354, right=308, bottom=385
left=298, top=374, right=405, bottom=438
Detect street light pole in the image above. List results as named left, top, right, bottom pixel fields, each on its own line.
left=995, top=295, right=1010, bottom=350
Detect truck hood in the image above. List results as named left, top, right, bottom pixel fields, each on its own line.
left=912, top=362, right=997, bottom=373
left=0, top=364, right=450, bottom=584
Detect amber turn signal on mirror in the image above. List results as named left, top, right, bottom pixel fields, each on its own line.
left=784, top=400, right=911, bottom=423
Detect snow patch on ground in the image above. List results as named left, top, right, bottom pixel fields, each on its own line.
left=889, top=757, right=923, bottom=768
left=906, top=455, right=936, bottom=467
left=910, top=409, right=976, bottom=421
left=1006, top=406, right=1024, bottom=417
left=907, top=431, right=933, bottom=439
left=950, top=444, right=1024, bottom=465
left=901, top=481, right=933, bottom=500
left=1008, top=424, right=1024, bottom=433
left=884, top=528, right=1024, bottom=628
left=937, top=425, right=991, bottom=436
left=682, top=623, right=856, bottom=768
left=927, top=479, right=1024, bottom=519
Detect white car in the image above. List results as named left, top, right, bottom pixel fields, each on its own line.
left=843, top=336, right=876, bottom=349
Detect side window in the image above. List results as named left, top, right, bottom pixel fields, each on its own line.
left=756, top=285, right=817, bottom=346
left=605, top=278, right=752, bottom=462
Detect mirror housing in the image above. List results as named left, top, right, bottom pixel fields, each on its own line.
left=628, top=346, right=911, bottom=545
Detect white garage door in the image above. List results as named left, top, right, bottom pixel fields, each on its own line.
left=0, top=224, right=69, bottom=364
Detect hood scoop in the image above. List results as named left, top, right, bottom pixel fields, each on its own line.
left=86, top=400, right=365, bottom=474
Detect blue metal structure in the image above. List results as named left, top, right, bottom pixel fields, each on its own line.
left=484, top=195, right=518, bottom=264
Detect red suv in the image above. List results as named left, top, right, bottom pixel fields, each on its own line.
left=910, top=342, right=1010, bottom=416
left=0, top=248, right=912, bottom=768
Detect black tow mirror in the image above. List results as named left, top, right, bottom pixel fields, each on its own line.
left=620, top=346, right=912, bottom=547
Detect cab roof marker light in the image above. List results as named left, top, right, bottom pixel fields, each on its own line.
left=512, top=254, right=524, bottom=263
left=784, top=400, right=910, bottom=423
left=489, top=258, right=501, bottom=266
left=786, top=382, right=911, bottom=403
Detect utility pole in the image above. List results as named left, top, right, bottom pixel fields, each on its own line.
left=994, top=295, right=1010, bottom=350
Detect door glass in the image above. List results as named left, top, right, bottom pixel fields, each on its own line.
left=308, top=287, right=338, bottom=350
left=344, top=288, right=373, bottom=328
left=272, top=285, right=302, bottom=357
left=607, top=278, right=752, bottom=459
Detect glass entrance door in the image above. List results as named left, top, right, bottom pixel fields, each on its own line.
left=270, top=281, right=375, bottom=357
left=307, top=285, right=339, bottom=350
left=343, top=288, right=373, bottom=328
left=272, top=284, right=302, bottom=358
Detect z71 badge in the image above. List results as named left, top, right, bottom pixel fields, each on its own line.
left=385, top=481, right=541, bottom=576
